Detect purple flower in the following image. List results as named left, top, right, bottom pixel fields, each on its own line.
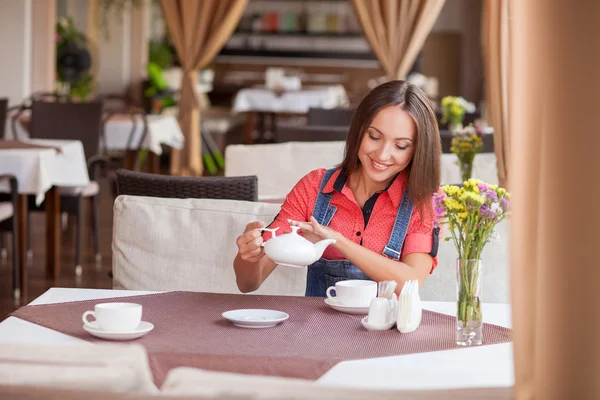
left=467, top=205, right=473, bottom=211
left=500, top=197, right=510, bottom=210
left=485, top=189, right=498, bottom=202
left=478, top=183, right=489, bottom=192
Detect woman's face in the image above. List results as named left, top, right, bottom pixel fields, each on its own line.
left=357, top=105, right=417, bottom=185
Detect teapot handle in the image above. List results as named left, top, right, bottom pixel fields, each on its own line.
left=254, top=227, right=279, bottom=247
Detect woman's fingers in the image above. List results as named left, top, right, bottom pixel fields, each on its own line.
left=242, top=246, right=263, bottom=261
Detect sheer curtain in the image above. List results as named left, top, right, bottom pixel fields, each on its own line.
left=160, top=0, right=247, bottom=175
left=482, top=0, right=510, bottom=188
left=509, top=0, right=600, bottom=398
left=352, top=0, right=445, bottom=80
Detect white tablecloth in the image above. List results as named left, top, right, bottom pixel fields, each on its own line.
left=0, top=139, right=90, bottom=204
left=0, top=288, right=514, bottom=391
left=232, top=85, right=349, bottom=114
left=4, top=114, right=184, bottom=156
left=103, top=115, right=184, bottom=155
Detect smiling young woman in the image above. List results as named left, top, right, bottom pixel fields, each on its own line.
left=234, top=80, right=442, bottom=296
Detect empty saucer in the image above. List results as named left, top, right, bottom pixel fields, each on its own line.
left=361, top=316, right=396, bottom=331
left=222, top=309, right=289, bottom=328
left=83, top=321, right=154, bottom=341
left=324, top=298, right=369, bottom=315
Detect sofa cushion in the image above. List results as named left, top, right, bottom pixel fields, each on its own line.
left=161, top=367, right=512, bottom=399
left=112, top=196, right=306, bottom=295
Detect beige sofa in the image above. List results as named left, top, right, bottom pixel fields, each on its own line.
left=112, top=195, right=510, bottom=303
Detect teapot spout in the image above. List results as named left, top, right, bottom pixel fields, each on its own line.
left=313, top=239, right=336, bottom=259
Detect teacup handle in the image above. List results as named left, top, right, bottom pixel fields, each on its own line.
left=326, top=286, right=336, bottom=300
left=82, top=310, right=99, bottom=329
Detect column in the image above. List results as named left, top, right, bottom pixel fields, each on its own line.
left=0, top=0, right=32, bottom=105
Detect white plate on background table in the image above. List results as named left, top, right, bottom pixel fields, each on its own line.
left=324, top=298, right=370, bottom=315
left=83, top=321, right=154, bottom=341
left=222, top=309, right=289, bottom=328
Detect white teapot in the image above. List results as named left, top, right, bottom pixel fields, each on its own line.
left=258, top=226, right=336, bottom=267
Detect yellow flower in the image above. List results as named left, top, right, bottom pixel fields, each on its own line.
left=442, top=185, right=460, bottom=196
left=460, top=191, right=484, bottom=205
left=443, top=197, right=463, bottom=211
left=458, top=211, right=468, bottom=220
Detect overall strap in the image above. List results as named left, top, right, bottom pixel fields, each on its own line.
left=311, top=168, right=338, bottom=227
left=382, top=190, right=414, bottom=260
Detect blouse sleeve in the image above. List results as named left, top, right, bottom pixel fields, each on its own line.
left=263, top=169, right=324, bottom=240
left=402, top=198, right=440, bottom=271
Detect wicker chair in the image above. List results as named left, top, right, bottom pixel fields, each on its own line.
left=116, top=170, right=259, bottom=201
left=273, top=125, right=348, bottom=143
left=25, top=100, right=107, bottom=274
left=307, top=107, right=355, bottom=127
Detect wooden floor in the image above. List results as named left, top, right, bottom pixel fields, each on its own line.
left=0, top=178, right=115, bottom=320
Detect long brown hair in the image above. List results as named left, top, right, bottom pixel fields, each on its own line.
left=339, top=80, right=441, bottom=220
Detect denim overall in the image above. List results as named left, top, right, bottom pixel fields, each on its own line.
left=305, top=168, right=415, bottom=297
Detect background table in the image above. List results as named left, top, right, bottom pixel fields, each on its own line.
left=103, top=115, right=184, bottom=155
left=0, top=140, right=90, bottom=295
left=232, top=86, right=349, bottom=144
left=0, top=288, right=514, bottom=391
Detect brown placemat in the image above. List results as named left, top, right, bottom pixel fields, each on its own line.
left=10, top=292, right=511, bottom=387
left=0, top=140, right=63, bottom=153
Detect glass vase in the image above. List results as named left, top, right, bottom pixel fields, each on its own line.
left=456, top=259, right=483, bottom=346
left=459, top=161, right=473, bottom=182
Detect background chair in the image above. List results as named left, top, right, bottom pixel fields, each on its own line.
left=273, top=125, right=348, bottom=143
left=116, top=170, right=258, bottom=201
left=0, top=98, right=7, bottom=139
left=0, top=174, right=19, bottom=300
left=225, top=141, right=345, bottom=202
left=307, top=106, right=355, bottom=126
left=27, top=100, right=106, bottom=274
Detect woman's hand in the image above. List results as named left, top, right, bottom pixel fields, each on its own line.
left=236, top=221, right=266, bottom=263
left=288, top=216, right=341, bottom=243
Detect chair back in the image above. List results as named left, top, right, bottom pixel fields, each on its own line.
left=421, top=219, right=510, bottom=303
left=274, top=125, right=348, bottom=143
left=307, top=107, right=354, bottom=127
left=440, top=153, right=498, bottom=185
left=112, top=196, right=306, bottom=295
left=440, top=130, right=494, bottom=153
left=29, top=100, right=103, bottom=161
left=116, top=169, right=258, bottom=201
left=0, top=98, right=7, bottom=139
left=225, top=141, right=345, bottom=202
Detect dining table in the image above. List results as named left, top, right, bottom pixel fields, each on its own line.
left=0, top=287, right=514, bottom=391
left=4, top=111, right=184, bottom=174
left=0, top=140, right=90, bottom=298
left=232, top=85, right=349, bottom=144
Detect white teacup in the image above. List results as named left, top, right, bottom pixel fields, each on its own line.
left=82, top=303, right=142, bottom=332
left=326, top=280, right=377, bottom=307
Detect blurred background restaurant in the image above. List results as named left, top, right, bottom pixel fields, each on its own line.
left=0, top=0, right=500, bottom=310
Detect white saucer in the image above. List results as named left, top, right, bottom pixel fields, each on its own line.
left=361, top=316, right=396, bottom=331
left=83, top=321, right=154, bottom=341
left=324, top=298, right=370, bottom=315
left=222, top=309, right=289, bottom=328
